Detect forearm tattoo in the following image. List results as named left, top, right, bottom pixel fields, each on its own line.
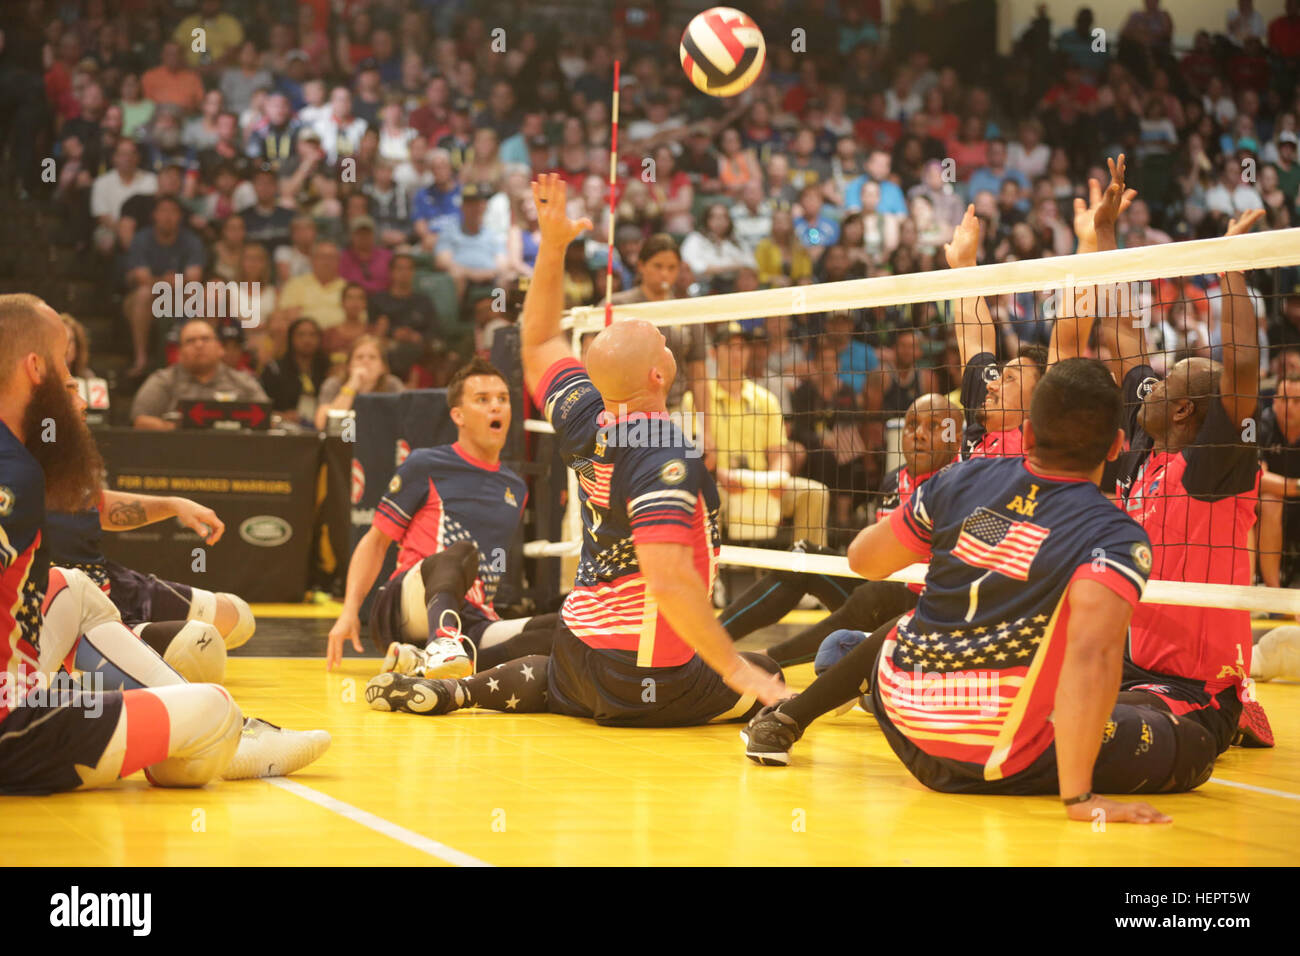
left=106, top=500, right=149, bottom=527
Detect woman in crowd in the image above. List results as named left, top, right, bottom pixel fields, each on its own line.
left=261, top=317, right=331, bottom=427
left=680, top=203, right=756, bottom=293
left=324, top=283, right=372, bottom=361
left=755, top=205, right=814, bottom=287
left=314, top=335, right=405, bottom=431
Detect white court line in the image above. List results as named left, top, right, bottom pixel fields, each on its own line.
left=266, top=777, right=493, bottom=866
left=1206, top=776, right=1300, bottom=802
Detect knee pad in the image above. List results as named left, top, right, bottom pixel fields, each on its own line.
left=218, top=593, right=255, bottom=650
left=161, top=621, right=227, bottom=684
left=399, top=567, right=429, bottom=641
left=143, top=684, right=243, bottom=788
left=186, top=586, right=218, bottom=625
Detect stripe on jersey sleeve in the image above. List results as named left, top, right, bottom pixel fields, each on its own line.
left=1069, top=559, right=1145, bottom=607
left=889, top=493, right=933, bottom=556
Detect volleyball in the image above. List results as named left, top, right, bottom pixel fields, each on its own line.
left=680, top=7, right=765, bottom=98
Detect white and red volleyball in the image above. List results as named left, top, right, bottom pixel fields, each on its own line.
left=680, top=7, right=765, bottom=98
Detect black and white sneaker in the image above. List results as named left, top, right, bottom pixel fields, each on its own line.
left=740, top=701, right=803, bottom=766
left=366, top=671, right=465, bottom=715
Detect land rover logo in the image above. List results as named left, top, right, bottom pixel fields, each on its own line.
left=239, top=515, right=292, bottom=547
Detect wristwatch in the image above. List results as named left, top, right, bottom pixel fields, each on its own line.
left=1062, top=792, right=1094, bottom=806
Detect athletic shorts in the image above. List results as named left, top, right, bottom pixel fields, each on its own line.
left=869, top=640, right=1217, bottom=796
left=368, top=571, right=495, bottom=649
left=545, top=622, right=771, bottom=727
left=0, top=685, right=124, bottom=795
left=103, top=561, right=193, bottom=627
left=1120, top=658, right=1242, bottom=756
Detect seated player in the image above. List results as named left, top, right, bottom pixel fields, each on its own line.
left=717, top=393, right=962, bottom=668
left=326, top=357, right=555, bottom=676
left=1098, top=209, right=1273, bottom=747
left=945, top=155, right=1134, bottom=461
left=0, top=294, right=327, bottom=794
left=44, top=490, right=255, bottom=682
left=365, top=173, right=785, bottom=723
left=743, top=359, right=1215, bottom=825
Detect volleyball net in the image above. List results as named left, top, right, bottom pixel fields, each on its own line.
left=524, top=226, right=1300, bottom=615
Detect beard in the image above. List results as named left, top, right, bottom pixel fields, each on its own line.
left=23, top=373, right=104, bottom=512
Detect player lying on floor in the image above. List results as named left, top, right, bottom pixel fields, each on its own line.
left=44, top=484, right=253, bottom=684
left=365, top=173, right=786, bottom=724
left=717, top=394, right=961, bottom=667
left=742, top=359, right=1218, bottom=824
left=1096, top=209, right=1273, bottom=748
left=0, top=294, right=327, bottom=794
left=326, top=357, right=556, bottom=676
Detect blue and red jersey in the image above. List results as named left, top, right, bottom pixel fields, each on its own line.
left=373, top=443, right=527, bottom=615
left=884, top=455, right=1151, bottom=780
left=536, top=358, right=721, bottom=668
left=1115, top=365, right=1258, bottom=697
left=0, top=423, right=47, bottom=724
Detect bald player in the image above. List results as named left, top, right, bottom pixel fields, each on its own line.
left=0, top=294, right=326, bottom=792
left=366, top=174, right=785, bottom=722
left=717, top=393, right=963, bottom=668
left=1097, top=210, right=1271, bottom=750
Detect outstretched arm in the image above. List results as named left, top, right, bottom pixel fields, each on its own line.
left=1219, top=209, right=1265, bottom=427
left=1051, top=154, right=1136, bottom=365
left=100, top=490, right=224, bottom=545
left=520, top=173, right=593, bottom=397
left=943, top=204, right=998, bottom=368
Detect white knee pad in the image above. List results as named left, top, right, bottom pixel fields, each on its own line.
left=161, top=621, right=227, bottom=684
left=186, top=587, right=218, bottom=625
left=143, top=684, right=243, bottom=788
left=398, top=566, right=430, bottom=641
left=219, top=593, right=256, bottom=649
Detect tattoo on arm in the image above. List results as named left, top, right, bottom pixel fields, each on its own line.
left=106, top=500, right=148, bottom=527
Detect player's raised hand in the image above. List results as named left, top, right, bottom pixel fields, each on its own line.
left=1225, top=207, right=1266, bottom=237
left=1092, top=153, right=1137, bottom=234
left=531, top=173, right=592, bottom=249
left=1066, top=795, right=1171, bottom=824
left=942, top=204, right=980, bottom=269
left=173, top=497, right=224, bottom=545
left=326, top=609, right=364, bottom=670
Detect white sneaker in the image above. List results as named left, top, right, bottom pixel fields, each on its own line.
left=382, top=641, right=423, bottom=675
left=420, top=610, right=475, bottom=679
left=1253, top=626, right=1300, bottom=682
left=222, top=718, right=331, bottom=779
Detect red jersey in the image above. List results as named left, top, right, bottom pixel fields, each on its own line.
left=1117, top=366, right=1258, bottom=696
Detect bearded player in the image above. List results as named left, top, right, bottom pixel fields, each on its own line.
left=0, top=294, right=327, bottom=793
left=327, top=357, right=556, bottom=677
left=365, top=173, right=785, bottom=722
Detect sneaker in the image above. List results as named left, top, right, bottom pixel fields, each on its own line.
left=1252, top=626, right=1300, bottom=683
left=740, top=700, right=803, bottom=766
left=366, top=671, right=464, bottom=715
left=381, top=641, right=424, bottom=675
left=222, top=718, right=331, bottom=779
left=1234, top=698, right=1275, bottom=748
left=421, top=610, right=475, bottom=679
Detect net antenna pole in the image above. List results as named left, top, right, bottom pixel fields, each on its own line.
left=605, top=59, right=620, bottom=328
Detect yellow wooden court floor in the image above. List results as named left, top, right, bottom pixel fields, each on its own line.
left=4, top=646, right=1299, bottom=866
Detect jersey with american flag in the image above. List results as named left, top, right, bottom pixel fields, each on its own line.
left=535, top=357, right=721, bottom=667
left=960, top=352, right=1025, bottom=460
left=373, top=443, right=527, bottom=615
left=0, top=422, right=46, bottom=725
left=884, top=455, right=1151, bottom=780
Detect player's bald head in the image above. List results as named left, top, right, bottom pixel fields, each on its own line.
left=910, top=392, right=960, bottom=422
left=0, top=294, right=65, bottom=383
left=1165, top=357, right=1220, bottom=403
left=585, top=319, right=676, bottom=409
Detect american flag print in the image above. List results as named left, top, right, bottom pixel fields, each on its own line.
left=575, top=459, right=615, bottom=509
left=951, top=507, right=1050, bottom=581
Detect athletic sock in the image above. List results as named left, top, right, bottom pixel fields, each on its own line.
left=780, top=626, right=887, bottom=731
left=454, top=655, right=550, bottom=712
left=420, top=542, right=479, bottom=639
left=476, top=615, right=557, bottom=670
left=135, top=620, right=183, bottom=656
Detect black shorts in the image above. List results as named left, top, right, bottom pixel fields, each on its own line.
left=1120, top=658, right=1242, bottom=756
left=0, top=684, right=124, bottom=795
left=103, top=560, right=194, bottom=626
left=870, top=647, right=1218, bottom=796
left=368, top=571, right=496, bottom=650
left=545, top=622, right=771, bottom=727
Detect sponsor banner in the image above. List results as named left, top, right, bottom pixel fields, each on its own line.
left=95, top=428, right=320, bottom=602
